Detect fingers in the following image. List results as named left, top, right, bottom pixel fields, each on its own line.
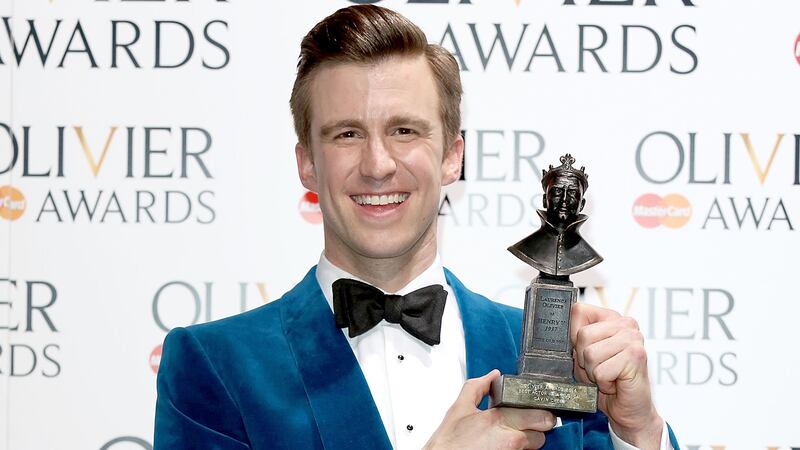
left=437, top=372, right=552, bottom=450
left=490, top=410, right=551, bottom=450
left=494, top=407, right=556, bottom=433
left=572, top=355, right=592, bottom=385
left=589, top=347, right=646, bottom=395
left=574, top=314, right=640, bottom=368
left=571, top=309, right=648, bottom=396
left=580, top=328, right=641, bottom=380
left=569, top=303, right=621, bottom=345
left=455, top=369, right=501, bottom=411
left=570, top=305, right=661, bottom=444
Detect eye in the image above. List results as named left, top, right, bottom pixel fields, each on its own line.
left=394, top=127, right=416, bottom=136
left=337, top=130, right=358, bottom=139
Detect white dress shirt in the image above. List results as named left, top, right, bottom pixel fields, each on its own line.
left=316, top=253, right=671, bottom=450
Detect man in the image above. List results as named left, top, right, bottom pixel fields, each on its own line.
left=154, top=5, right=679, bottom=450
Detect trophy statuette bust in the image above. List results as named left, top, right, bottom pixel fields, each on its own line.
left=490, top=154, right=602, bottom=413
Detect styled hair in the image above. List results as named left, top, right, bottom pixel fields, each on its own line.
left=289, top=5, right=463, bottom=147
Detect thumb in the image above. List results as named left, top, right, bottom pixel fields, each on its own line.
left=455, top=369, right=501, bottom=410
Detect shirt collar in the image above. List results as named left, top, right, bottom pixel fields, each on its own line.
left=316, top=252, right=447, bottom=312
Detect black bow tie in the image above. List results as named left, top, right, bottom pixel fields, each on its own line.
left=332, top=278, right=447, bottom=346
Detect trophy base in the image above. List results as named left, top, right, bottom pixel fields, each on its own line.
left=489, top=374, right=598, bottom=413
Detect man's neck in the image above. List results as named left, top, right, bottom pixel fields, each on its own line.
left=323, top=238, right=438, bottom=293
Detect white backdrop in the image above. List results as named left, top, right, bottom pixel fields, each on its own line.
left=1, top=0, right=799, bottom=449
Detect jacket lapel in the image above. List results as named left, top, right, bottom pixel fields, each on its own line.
left=444, top=269, right=518, bottom=410
left=280, top=267, right=392, bottom=450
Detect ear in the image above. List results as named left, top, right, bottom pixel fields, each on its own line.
left=542, top=193, right=548, bottom=209
left=578, top=197, right=586, bottom=212
left=295, top=142, right=318, bottom=192
left=441, top=134, right=464, bottom=186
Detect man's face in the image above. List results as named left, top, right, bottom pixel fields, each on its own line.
left=295, top=55, right=463, bottom=267
left=544, top=175, right=585, bottom=224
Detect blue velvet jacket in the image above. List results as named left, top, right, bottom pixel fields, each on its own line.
left=154, top=267, right=680, bottom=450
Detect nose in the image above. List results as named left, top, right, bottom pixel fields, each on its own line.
left=359, top=135, right=397, bottom=182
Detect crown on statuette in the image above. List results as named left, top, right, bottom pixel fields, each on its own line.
left=541, top=153, right=589, bottom=191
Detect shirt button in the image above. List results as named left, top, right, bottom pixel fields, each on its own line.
left=397, top=354, right=404, bottom=361
left=406, top=424, right=414, bottom=431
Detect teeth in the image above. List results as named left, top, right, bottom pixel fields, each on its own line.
left=352, top=193, right=408, bottom=206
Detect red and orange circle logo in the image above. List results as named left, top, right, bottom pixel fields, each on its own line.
left=298, top=191, right=323, bottom=224
left=632, top=193, right=691, bottom=229
left=149, top=344, right=162, bottom=374
left=795, top=33, right=800, bottom=66
left=0, top=186, right=26, bottom=221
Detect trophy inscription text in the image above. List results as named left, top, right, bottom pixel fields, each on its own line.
left=532, top=288, right=571, bottom=352
left=516, top=382, right=578, bottom=403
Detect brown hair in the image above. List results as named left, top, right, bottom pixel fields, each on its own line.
left=289, top=5, right=462, bottom=147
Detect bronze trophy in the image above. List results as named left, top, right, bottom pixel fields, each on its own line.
left=490, top=154, right=601, bottom=413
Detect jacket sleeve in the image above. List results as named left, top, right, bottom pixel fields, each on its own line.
left=154, top=327, right=251, bottom=450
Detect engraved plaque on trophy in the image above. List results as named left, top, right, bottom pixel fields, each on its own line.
left=490, top=154, right=601, bottom=413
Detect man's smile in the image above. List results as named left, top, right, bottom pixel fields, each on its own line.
left=351, top=193, right=410, bottom=206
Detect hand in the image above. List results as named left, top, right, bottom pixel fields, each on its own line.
left=570, top=303, right=663, bottom=450
left=424, top=369, right=556, bottom=450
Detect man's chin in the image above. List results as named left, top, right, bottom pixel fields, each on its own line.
left=360, top=242, right=411, bottom=259
left=354, top=236, right=431, bottom=262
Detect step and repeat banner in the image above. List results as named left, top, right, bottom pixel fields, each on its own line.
left=1, top=0, right=798, bottom=449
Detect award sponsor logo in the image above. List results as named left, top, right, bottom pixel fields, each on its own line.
left=0, top=185, right=26, bottom=220
left=632, top=193, right=691, bottom=229
left=298, top=190, right=322, bottom=224
left=795, top=32, right=800, bottom=66
left=149, top=344, right=162, bottom=374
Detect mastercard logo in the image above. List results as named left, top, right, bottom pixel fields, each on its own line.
left=632, top=193, right=691, bottom=229
left=795, top=33, right=800, bottom=65
left=149, top=344, right=162, bottom=374
left=299, top=191, right=323, bottom=224
left=0, top=185, right=26, bottom=221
